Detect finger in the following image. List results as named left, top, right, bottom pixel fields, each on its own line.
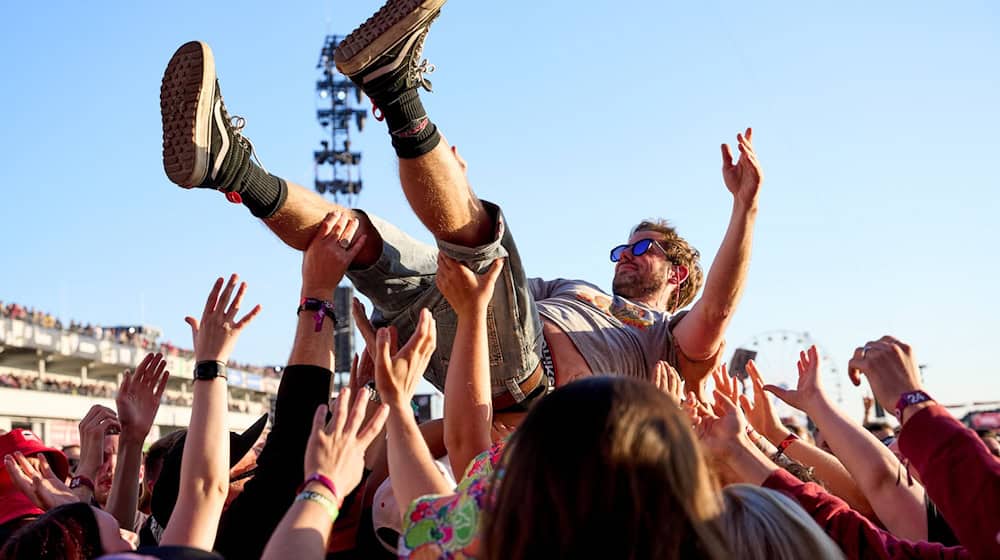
left=482, top=258, right=505, bottom=289
left=345, top=233, right=368, bottom=261
left=417, top=309, right=437, bottom=357
left=153, top=369, right=169, bottom=401
left=329, top=211, right=352, bottom=240
left=329, top=388, right=351, bottom=435
left=235, top=304, right=263, bottom=329
left=720, top=143, right=734, bottom=168
left=357, top=404, right=390, bottom=447
left=36, top=454, right=55, bottom=480
left=348, top=353, right=360, bottom=391
left=202, top=277, right=225, bottom=318
left=312, top=404, right=328, bottom=435
left=216, top=274, right=239, bottom=315
left=119, top=369, right=133, bottom=396
left=847, top=346, right=866, bottom=386
left=136, top=352, right=154, bottom=377
left=344, top=386, right=369, bottom=436
left=762, top=384, right=791, bottom=404
left=745, top=127, right=752, bottom=142
left=151, top=356, right=167, bottom=388
left=352, top=298, right=378, bottom=350
left=739, top=394, right=754, bottom=416
left=185, top=317, right=200, bottom=348
left=5, top=454, right=35, bottom=496
left=225, top=282, right=247, bottom=320
left=713, top=389, right=739, bottom=414
left=341, top=217, right=361, bottom=245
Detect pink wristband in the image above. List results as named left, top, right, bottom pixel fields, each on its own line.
left=298, top=472, right=340, bottom=505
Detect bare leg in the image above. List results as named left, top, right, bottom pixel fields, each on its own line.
left=263, top=179, right=382, bottom=268
left=397, top=135, right=493, bottom=247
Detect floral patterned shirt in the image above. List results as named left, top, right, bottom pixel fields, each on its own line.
left=398, top=440, right=506, bottom=559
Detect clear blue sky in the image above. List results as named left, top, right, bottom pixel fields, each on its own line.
left=2, top=0, right=997, bottom=416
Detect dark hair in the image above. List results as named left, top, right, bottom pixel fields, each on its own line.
left=481, top=377, right=728, bottom=560
left=863, top=422, right=893, bottom=434
left=0, top=502, right=103, bottom=560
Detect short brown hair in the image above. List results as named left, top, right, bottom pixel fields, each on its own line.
left=633, top=219, right=703, bottom=311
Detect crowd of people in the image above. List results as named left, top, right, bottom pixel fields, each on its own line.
left=1, top=301, right=282, bottom=379
left=1, top=1, right=997, bottom=559
left=0, top=370, right=262, bottom=413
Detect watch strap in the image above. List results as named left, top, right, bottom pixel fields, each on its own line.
left=194, top=360, right=228, bottom=381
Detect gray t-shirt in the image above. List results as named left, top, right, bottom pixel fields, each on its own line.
left=530, top=278, right=678, bottom=379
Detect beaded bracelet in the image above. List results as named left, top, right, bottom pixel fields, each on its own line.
left=298, top=473, right=341, bottom=506
left=296, top=490, right=339, bottom=523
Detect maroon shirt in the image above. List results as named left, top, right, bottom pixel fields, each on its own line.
left=764, top=404, right=1000, bottom=560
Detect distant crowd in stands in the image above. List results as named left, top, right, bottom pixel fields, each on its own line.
left=1, top=300, right=282, bottom=379
left=0, top=371, right=259, bottom=413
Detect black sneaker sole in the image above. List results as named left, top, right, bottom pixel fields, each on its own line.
left=333, top=0, right=447, bottom=76
left=161, top=41, right=216, bottom=188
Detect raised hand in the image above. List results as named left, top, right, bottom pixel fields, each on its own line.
left=3, top=452, right=79, bottom=510
left=721, top=127, right=763, bottom=207
left=693, top=390, right=750, bottom=462
left=184, top=274, right=261, bottom=363
left=711, top=363, right=740, bottom=405
left=847, top=336, right=925, bottom=418
left=653, top=360, right=684, bottom=405
left=302, top=210, right=367, bottom=295
left=740, top=360, right=789, bottom=443
left=347, top=351, right=375, bottom=398
left=762, top=345, right=828, bottom=414
left=76, top=404, right=120, bottom=479
left=116, top=352, right=170, bottom=443
left=304, top=390, right=389, bottom=504
left=373, top=309, right=436, bottom=408
left=435, top=254, right=504, bottom=318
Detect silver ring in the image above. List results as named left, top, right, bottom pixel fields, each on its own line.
left=338, top=238, right=351, bottom=249
left=862, top=345, right=871, bottom=358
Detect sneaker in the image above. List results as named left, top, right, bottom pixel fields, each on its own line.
left=160, top=41, right=260, bottom=191
left=333, top=0, right=446, bottom=101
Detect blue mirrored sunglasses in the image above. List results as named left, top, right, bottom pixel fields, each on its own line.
left=609, top=238, right=670, bottom=262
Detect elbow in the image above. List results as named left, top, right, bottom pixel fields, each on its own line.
left=193, top=478, right=231, bottom=504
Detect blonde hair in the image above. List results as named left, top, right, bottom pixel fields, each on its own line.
left=722, top=485, right=844, bottom=560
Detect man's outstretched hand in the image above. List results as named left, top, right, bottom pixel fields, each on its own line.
left=721, top=127, right=763, bottom=208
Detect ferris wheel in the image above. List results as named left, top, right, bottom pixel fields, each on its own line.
left=728, top=330, right=859, bottom=421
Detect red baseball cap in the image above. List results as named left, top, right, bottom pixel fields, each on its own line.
left=0, top=429, right=71, bottom=526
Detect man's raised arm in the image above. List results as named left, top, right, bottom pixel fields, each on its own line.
left=673, top=127, right=762, bottom=361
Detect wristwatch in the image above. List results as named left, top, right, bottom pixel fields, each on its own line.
left=69, top=475, right=95, bottom=493
left=194, top=360, right=228, bottom=381
left=894, top=390, right=933, bottom=421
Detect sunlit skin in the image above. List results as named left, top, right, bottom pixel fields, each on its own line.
left=95, top=434, right=119, bottom=506
left=611, top=231, right=683, bottom=310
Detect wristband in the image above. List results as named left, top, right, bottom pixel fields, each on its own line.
left=298, top=472, right=341, bottom=506
left=69, top=475, right=95, bottom=493
left=895, top=390, right=933, bottom=421
left=194, top=360, right=227, bottom=381
left=775, top=432, right=799, bottom=457
left=298, top=297, right=337, bottom=332
left=295, top=490, right=339, bottom=523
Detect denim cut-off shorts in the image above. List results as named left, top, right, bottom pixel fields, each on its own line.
left=346, top=201, right=543, bottom=403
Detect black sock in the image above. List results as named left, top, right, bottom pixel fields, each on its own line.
left=239, top=164, right=288, bottom=219
left=377, top=89, right=441, bottom=159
